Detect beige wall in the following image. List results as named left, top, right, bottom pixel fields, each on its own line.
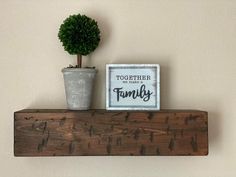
left=1, top=0, right=236, bottom=176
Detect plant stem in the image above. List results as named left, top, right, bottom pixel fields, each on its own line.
left=77, top=54, right=82, bottom=68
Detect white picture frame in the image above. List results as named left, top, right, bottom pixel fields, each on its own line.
left=106, top=64, right=160, bottom=110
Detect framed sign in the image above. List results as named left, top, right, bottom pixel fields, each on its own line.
left=106, top=64, right=160, bottom=110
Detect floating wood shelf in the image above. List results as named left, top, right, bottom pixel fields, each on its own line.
left=14, top=109, right=208, bottom=156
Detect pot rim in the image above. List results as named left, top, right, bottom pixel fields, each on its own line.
left=62, top=67, right=98, bottom=73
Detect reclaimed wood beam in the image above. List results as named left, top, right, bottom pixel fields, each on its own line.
left=14, top=109, right=208, bottom=156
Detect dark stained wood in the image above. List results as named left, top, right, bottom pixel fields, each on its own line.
left=77, top=54, right=82, bottom=68
left=14, top=109, right=208, bottom=156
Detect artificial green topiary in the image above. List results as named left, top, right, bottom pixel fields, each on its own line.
left=58, top=14, right=101, bottom=68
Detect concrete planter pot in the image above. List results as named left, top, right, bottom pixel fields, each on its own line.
left=62, top=68, right=97, bottom=110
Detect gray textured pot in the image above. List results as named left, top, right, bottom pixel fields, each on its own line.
left=62, top=68, right=97, bottom=110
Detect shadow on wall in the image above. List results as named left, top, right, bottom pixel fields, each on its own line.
left=208, top=109, right=222, bottom=154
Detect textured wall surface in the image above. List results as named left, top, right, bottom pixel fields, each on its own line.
left=0, top=0, right=236, bottom=177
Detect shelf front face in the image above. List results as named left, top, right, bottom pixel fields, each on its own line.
left=14, top=109, right=208, bottom=156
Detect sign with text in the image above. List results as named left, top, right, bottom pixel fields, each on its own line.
left=106, top=64, right=160, bottom=110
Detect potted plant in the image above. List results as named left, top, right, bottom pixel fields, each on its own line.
left=58, top=14, right=101, bottom=110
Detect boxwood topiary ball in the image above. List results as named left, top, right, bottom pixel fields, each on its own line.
left=58, top=14, right=101, bottom=56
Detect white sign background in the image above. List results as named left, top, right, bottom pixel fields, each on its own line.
left=106, top=64, right=160, bottom=110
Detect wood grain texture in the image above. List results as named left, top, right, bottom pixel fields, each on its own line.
left=14, top=109, right=208, bottom=156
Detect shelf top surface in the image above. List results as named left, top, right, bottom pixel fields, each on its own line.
left=15, top=109, right=207, bottom=114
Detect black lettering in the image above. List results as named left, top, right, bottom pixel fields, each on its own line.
left=112, top=84, right=153, bottom=102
